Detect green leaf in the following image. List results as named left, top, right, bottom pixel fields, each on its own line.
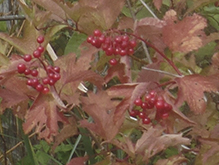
left=64, top=32, right=87, bottom=56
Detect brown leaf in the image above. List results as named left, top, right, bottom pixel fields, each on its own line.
left=135, top=17, right=166, bottom=51
left=104, top=63, right=130, bottom=84
left=80, top=91, right=126, bottom=141
left=155, top=155, right=188, bottom=165
left=23, top=93, right=68, bottom=142
left=153, top=0, right=163, bottom=11
left=175, top=74, right=219, bottom=114
left=52, top=117, right=78, bottom=152
left=118, top=17, right=134, bottom=31
left=135, top=126, right=190, bottom=160
left=162, top=10, right=207, bottom=53
left=66, top=156, right=88, bottom=165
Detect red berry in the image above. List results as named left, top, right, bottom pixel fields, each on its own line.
left=53, top=73, right=61, bottom=81
left=119, top=49, right=127, bottom=56
left=163, top=102, right=172, bottom=112
left=129, top=40, right=137, bottom=48
left=93, top=29, right=102, bottom=37
left=48, top=73, right=54, bottom=78
left=106, top=47, right=114, bottom=56
left=53, top=66, right=60, bottom=73
left=120, top=41, right=129, bottom=49
left=145, top=94, right=151, bottom=102
left=36, top=84, right=44, bottom=92
left=127, top=48, right=134, bottom=55
left=37, top=45, right=44, bottom=53
left=99, top=35, right=106, bottom=43
left=87, top=36, right=93, bottom=43
left=31, top=78, right=39, bottom=87
left=24, top=69, right=31, bottom=75
left=42, top=77, right=50, bottom=85
left=37, top=35, right=44, bottom=44
left=149, top=91, right=157, bottom=97
left=46, top=65, right=53, bottom=73
left=134, top=98, right=142, bottom=106
left=33, top=50, right=41, bottom=58
left=148, top=97, right=157, bottom=106
left=115, top=36, right=122, bottom=43
left=155, top=100, right=165, bottom=111
left=48, top=79, right=55, bottom=86
left=139, top=111, right=146, bottom=119
left=109, top=58, right=118, bottom=66
left=122, top=35, right=129, bottom=42
left=129, top=109, right=139, bottom=117
left=42, top=87, right=50, bottom=94
left=141, top=102, right=149, bottom=110
left=142, top=117, right=151, bottom=124
left=23, top=54, right=32, bottom=62
left=31, top=70, right=38, bottom=77
left=26, top=79, right=33, bottom=86
left=17, top=63, right=26, bottom=73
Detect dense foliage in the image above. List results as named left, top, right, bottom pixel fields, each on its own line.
left=0, top=0, right=219, bottom=164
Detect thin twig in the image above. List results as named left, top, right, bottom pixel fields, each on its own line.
left=141, top=38, right=152, bottom=64
left=139, top=0, right=158, bottom=19
left=142, top=66, right=183, bottom=78
left=0, top=15, right=25, bottom=21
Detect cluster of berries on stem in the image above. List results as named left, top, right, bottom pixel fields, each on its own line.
left=87, top=29, right=137, bottom=66
left=129, top=91, right=172, bottom=125
left=17, top=35, right=61, bottom=94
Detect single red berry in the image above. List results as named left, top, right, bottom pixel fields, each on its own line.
left=37, top=35, right=44, bottom=44
left=93, top=29, right=102, bottom=37
left=46, top=65, right=53, bottom=73
left=87, top=36, right=93, bottom=43
left=129, top=40, right=137, bottom=48
left=53, top=73, right=61, bottom=81
left=91, top=38, right=102, bottom=48
left=109, top=58, right=118, bottom=66
left=42, top=77, right=50, bottom=85
left=33, top=50, right=41, bottom=58
left=148, top=97, right=157, bottom=106
left=142, top=117, right=151, bottom=124
left=26, top=79, right=33, bottom=86
left=48, top=73, right=54, bottom=78
left=48, top=79, right=55, bottom=86
left=37, top=45, right=44, bottom=53
left=99, top=35, right=106, bottom=43
left=105, top=47, right=114, bottom=56
left=24, top=69, right=31, bottom=75
left=115, top=36, right=122, bottom=43
left=17, top=63, right=26, bottom=73
left=141, top=102, right=149, bottom=110
left=138, top=111, right=147, bottom=119
left=31, top=70, right=38, bottom=77
left=120, top=41, right=129, bottom=49
left=31, top=78, right=39, bottom=87
left=122, top=35, right=129, bottom=42
left=155, top=100, right=165, bottom=111
left=145, top=94, right=151, bottom=102
left=127, top=48, right=134, bottom=55
left=129, top=109, right=139, bottom=117
left=53, top=66, right=60, bottom=73
left=119, top=49, right=127, bottom=56
left=42, top=87, right=50, bottom=94
left=149, top=90, right=157, bottom=97
left=163, top=102, right=172, bottom=112
left=23, top=54, right=32, bottom=62
left=134, top=98, right=142, bottom=106
left=36, top=84, right=44, bottom=92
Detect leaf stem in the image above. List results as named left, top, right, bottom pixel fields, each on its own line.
left=139, top=0, right=158, bottom=19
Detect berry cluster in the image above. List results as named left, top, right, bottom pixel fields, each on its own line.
left=129, top=91, right=172, bottom=125
left=17, top=36, right=61, bottom=94
left=87, top=29, right=137, bottom=66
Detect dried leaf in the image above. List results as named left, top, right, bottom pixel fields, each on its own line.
left=66, top=156, right=88, bottom=165
left=175, top=74, right=219, bottom=114
left=155, top=155, right=188, bottom=165
left=135, top=126, right=190, bottom=160
left=23, top=93, right=68, bottom=142
left=80, top=91, right=126, bottom=140
left=52, top=117, right=78, bottom=152
left=153, top=0, right=163, bottom=11
left=163, top=10, right=207, bottom=53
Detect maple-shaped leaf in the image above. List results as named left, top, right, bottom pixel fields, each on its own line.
left=23, top=93, right=68, bottom=143
left=80, top=91, right=127, bottom=141
left=52, top=117, right=78, bottom=152
left=135, top=126, right=190, bottom=160
left=162, top=10, right=207, bottom=53
left=135, top=17, right=166, bottom=51
left=104, top=63, right=130, bottom=84
left=175, top=74, right=219, bottom=114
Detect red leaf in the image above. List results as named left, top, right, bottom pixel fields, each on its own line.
left=80, top=91, right=126, bottom=140
left=23, top=93, right=68, bottom=142
left=104, top=63, right=130, bottom=84
left=175, top=74, right=219, bottom=114
left=162, top=10, right=207, bottom=53
left=135, top=126, right=190, bottom=160
left=153, top=0, right=163, bottom=11
left=66, top=156, right=88, bottom=165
